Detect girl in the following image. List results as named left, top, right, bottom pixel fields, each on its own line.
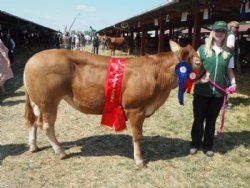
left=190, top=21, right=236, bottom=157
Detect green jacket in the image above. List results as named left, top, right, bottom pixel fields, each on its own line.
left=194, top=45, right=232, bottom=97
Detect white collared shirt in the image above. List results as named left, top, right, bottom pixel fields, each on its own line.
left=212, top=45, right=234, bottom=68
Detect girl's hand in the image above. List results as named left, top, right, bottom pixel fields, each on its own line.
left=200, top=72, right=210, bottom=83
left=225, top=85, right=237, bottom=94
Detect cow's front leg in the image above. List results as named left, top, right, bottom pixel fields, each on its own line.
left=128, top=109, right=145, bottom=167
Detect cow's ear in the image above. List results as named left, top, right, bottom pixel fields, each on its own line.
left=179, top=48, right=190, bottom=62
left=169, top=40, right=180, bottom=53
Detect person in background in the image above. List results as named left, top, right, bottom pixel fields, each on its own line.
left=59, top=31, right=71, bottom=50
left=0, top=38, right=14, bottom=94
left=134, top=33, right=141, bottom=55
left=0, top=32, right=6, bottom=42
left=226, top=21, right=240, bottom=109
left=6, top=34, right=15, bottom=64
left=92, top=33, right=99, bottom=54
left=74, top=34, right=80, bottom=50
left=70, top=33, right=75, bottom=50
left=190, top=21, right=236, bottom=157
left=227, top=21, right=240, bottom=72
left=81, top=33, right=86, bottom=49
left=101, top=35, right=107, bottom=51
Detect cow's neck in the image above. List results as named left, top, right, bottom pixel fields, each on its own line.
left=152, top=53, right=179, bottom=91
left=139, top=53, right=179, bottom=117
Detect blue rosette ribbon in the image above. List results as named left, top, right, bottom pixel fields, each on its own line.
left=175, top=62, right=192, bottom=105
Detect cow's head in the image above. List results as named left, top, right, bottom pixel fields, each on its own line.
left=169, top=40, right=205, bottom=77
left=105, top=37, right=111, bottom=44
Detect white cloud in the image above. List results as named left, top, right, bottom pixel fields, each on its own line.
left=76, top=5, right=96, bottom=12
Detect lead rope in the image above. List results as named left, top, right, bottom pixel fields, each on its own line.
left=208, top=79, right=228, bottom=136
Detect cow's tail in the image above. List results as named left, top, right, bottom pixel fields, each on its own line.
left=24, top=91, right=45, bottom=128
left=24, top=91, right=36, bottom=127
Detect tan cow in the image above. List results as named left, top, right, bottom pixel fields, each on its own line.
left=24, top=41, right=204, bottom=166
left=105, top=36, right=131, bottom=55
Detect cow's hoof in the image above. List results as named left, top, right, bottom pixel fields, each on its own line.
left=59, top=153, right=68, bottom=160
left=30, top=146, right=39, bottom=153
left=135, top=159, right=146, bottom=168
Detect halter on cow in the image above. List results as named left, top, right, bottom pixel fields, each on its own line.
left=24, top=40, right=204, bottom=166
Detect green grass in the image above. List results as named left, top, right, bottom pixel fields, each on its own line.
left=0, top=46, right=249, bottom=187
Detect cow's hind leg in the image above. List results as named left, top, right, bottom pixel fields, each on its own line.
left=42, top=104, right=67, bottom=159
left=25, top=93, right=39, bottom=152
left=128, top=109, right=145, bottom=167
left=29, top=126, right=38, bottom=152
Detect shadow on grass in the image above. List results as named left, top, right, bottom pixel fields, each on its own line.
left=60, top=131, right=250, bottom=162
left=0, top=144, right=51, bottom=165
left=0, top=91, right=25, bottom=106
left=214, top=131, right=250, bottom=154
left=0, top=99, right=25, bottom=107
left=0, top=144, right=28, bottom=165
left=228, top=96, right=250, bottom=106
left=0, top=132, right=248, bottom=164
left=236, top=71, right=250, bottom=97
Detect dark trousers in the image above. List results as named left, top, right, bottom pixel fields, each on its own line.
left=191, top=94, right=224, bottom=150
left=93, top=46, right=98, bottom=54
left=8, top=51, right=14, bottom=64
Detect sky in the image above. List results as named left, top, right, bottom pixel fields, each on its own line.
left=0, top=0, right=168, bottom=32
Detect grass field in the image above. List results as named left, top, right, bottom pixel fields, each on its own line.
left=0, top=46, right=249, bottom=188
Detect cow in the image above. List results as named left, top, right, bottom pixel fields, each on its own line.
left=105, top=36, right=131, bottom=55
left=24, top=40, right=204, bottom=167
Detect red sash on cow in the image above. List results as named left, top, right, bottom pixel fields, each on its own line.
left=101, top=57, right=127, bottom=132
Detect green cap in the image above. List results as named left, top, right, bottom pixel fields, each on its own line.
left=212, top=21, right=228, bottom=31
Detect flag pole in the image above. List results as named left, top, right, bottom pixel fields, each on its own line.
left=68, top=13, right=80, bottom=32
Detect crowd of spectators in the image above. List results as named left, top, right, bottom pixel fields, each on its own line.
left=0, top=29, right=59, bottom=95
